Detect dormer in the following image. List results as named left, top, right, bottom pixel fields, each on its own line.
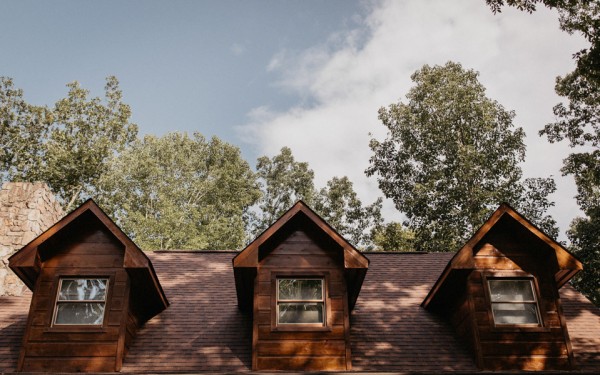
left=422, top=203, right=583, bottom=371
left=233, top=201, right=369, bottom=371
left=9, top=200, right=168, bottom=372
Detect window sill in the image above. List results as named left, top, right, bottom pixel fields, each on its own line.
left=490, top=325, right=551, bottom=333
left=272, top=324, right=331, bottom=332
left=44, top=326, right=107, bottom=333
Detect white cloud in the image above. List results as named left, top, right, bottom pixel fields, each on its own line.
left=237, top=0, right=588, bottom=239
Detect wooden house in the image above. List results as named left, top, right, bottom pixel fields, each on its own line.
left=0, top=198, right=599, bottom=373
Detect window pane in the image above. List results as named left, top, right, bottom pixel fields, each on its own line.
left=58, top=279, right=107, bottom=301
left=488, top=280, right=535, bottom=302
left=492, top=303, right=539, bottom=325
left=55, top=302, right=106, bottom=325
left=278, top=303, right=324, bottom=324
left=278, top=279, right=322, bottom=300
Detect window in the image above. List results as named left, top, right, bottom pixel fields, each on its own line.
left=487, top=278, right=541, bottom=325
left=277, top=278, right=324, bottom=325
left=53, top=278, right=108, bottom=325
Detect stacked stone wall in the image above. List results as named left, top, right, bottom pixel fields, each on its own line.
left=0, top=182, right=63, bottom=295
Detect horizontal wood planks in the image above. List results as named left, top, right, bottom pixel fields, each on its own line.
left=19, top=224, right=130, bottom=373
left=448, top=290, right=478, bottom=365
left=465, top=239, right=575, bottom=371
left=253, top=229, right=350, bottom=371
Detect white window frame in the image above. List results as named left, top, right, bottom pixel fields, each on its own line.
left=52, top=277, right=109, bottom=326
left=486, top=277, right=542, bottom=327
left=276, top=278, right=325, bottom=326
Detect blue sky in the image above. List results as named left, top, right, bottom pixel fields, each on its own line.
left=0, top=0, right=588, bottom=240
left=0, top=0, right=363, bottom=146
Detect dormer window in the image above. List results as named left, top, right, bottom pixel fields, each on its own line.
left=8, top=199, right=168, bottom=372
left=53, top=278, right=109, bottom=325
left=277, top=278, right=324, bottom=325
left=487, top=278, right=541, bottom=326
left=233, top=201, right=369, bottom=370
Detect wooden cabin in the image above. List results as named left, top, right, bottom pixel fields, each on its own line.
left=233, top=201, right=369, bottom=371
left=1, top=197, right=599, bottom=373
left=8, top=200, right=168, bottom=372
left=422, top=203, right=584, bottom=371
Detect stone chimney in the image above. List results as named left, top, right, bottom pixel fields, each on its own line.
left=0, top=182, right=64, bottom=296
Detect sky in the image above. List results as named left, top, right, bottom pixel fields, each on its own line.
left=0, top=0, right=589, bottom=241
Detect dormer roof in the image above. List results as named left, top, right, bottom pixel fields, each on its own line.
left=8, top=199, right=169, bottom=321
left=233, top=200, right=369, bottom=312
left=422, top=202, right=583, bottom=310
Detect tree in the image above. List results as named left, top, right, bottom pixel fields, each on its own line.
left=1, top=77, right=50, bottom=183
left=568, top=207, right=600, bottom=306
left=250, top=147, right=316, bottom=236
left=366, top=62, right=557, bottom=252
left=251, top=147, right=383, bottom=249
left=313, top=176, right=383, bottom=249
left=96, top=132, right=261, bottom=250
left=372, top=222, right=415, bottom=252
left=1, top=76, right=137, bottom=210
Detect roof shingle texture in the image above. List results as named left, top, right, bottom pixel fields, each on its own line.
left=1, top=251, right=599, bottom=373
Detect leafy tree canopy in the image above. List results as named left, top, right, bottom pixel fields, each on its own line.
left=367, top=62, right=557, bottom=252
left=372, top=222, right=415, bottom=252
left=568, top=206, right=600, bottom=306
left=251, top=147, right=315, bottom=235
left=314, top=176, right=383, bottom=249
left=96, top=132, right=261, bottom=250
left=0, top=77, right=49, bottom=184
left=252, top=147, right=383, bottom=249
left=0, top=76, right=137, bottom=210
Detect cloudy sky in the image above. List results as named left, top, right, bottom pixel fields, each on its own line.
left=0, top=0, right=588, bottom=240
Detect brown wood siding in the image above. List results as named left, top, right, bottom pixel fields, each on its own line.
left=467, top=238, right=576, bottom=371
left=253, top=229, right=350, bottom=371
left=448, top=284, right=481, bottom=367
left=19, top=225, right=129, bottom=373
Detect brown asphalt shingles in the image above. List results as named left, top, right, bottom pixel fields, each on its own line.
left=1, top=251, right=598, bottom=373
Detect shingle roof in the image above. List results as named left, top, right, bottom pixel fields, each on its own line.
left=1, top=251, right=599, bottom=373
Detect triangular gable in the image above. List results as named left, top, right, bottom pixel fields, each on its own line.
left=233, top=201, right=369, bottom=312
left=233, top=201, right=368, bottom=269
left=422, top=203, right=583, bottom=309
left=9, top=199, right=169, bottom=320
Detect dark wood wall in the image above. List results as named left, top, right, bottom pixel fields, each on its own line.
left=253, top=229, right=351, bottom=371
left=463, top=234, right=576, bottom=371
left=18, top=222, right=131, bottom=373
left=448, top=283, right=478, bottom=361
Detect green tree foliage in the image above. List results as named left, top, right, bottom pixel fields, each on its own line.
left=252, top=147, right=383, bottom=249
left=313, top=176, right=383, bottom=249
left=96, top=132, right=261, bottom=250
left=252, top=147, right=316, bottom=234
left=568, top=207, right=600, bottom=306
left=372, top=222, right=415, bottom=252
left=0, top=77, right=49, bottom=182
left=366, top=62, right=557, bottom=252
left=0, top=76, right=137, bottom=210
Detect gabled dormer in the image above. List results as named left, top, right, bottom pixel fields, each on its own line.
left=9, top=199, right=168, bottom=372
left=422, top=203, right=583, bottom=371
left=233, top=201, right=368, bottom=371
